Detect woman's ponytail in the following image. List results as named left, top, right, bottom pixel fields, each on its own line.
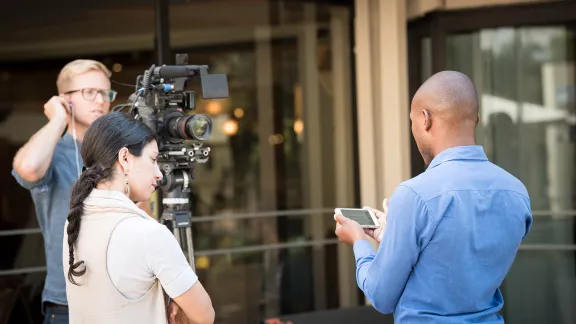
left=66, top=165, right=109, bottom=285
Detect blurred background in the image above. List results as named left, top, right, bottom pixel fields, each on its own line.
left=0, top=0, right=574, bottom=323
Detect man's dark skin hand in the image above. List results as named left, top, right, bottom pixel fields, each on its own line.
left=335, top=199, right=388, bottom=245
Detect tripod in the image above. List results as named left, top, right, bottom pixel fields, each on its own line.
left=155, top=143, right=211, bottom=272
left=159, top=181, right=196, bottom=272
left=127, top=52, right=227, bottom=272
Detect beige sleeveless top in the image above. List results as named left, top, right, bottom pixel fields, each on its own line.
left=63, top=189, right=168, bottom=324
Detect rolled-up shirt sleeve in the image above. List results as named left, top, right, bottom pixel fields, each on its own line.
left=145, top=225, right=198, bottom=298
left=12, top=164, right=54, bottom=192
left=352, top=185, right=430, bottom=314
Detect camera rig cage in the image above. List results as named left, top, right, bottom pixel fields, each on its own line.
left=116, top=53, right=229, bottom=268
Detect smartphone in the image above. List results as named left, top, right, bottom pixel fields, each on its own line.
left=334, top=208, right=380, bottom=229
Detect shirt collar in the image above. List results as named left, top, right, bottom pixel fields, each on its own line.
left=427, top=145, right=488, bottom=170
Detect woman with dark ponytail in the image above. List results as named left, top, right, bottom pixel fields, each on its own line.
left=63, top=112, right=214, bottom=324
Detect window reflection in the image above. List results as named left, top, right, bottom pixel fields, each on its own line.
left=1, top=1, right=355, bottom=323
left=446, top=26, right=576, bottom=324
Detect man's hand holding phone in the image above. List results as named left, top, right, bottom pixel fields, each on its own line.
left=363, top=198, right=388, bottom=243
left=334, top=199, right=388, bottom=245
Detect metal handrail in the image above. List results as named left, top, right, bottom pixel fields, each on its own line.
left=190, top=208, right=335, bottom=223
left=2, top=208, right=576, bottom=237
left=195, top=239, right=340, bottom=256
left=519, top=244, right=576, bottom=251
left=1, top=241, right=575, bottom=276
left=0, top=238, right=340, bottom=276
left=0, top=228, right=42, bottom=236
left=0, top=208, right=336, bottom=236
left=0, top=266, right=46, bottom=276
left=532, top=210, right=576, bottom=216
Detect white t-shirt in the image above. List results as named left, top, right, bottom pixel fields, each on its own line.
left=107, top=217, right=198, bottom=300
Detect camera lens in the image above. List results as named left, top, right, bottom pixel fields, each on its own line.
left=167, top=114, right=212, bottom=141
left=186, top=115, right=211, bottom=141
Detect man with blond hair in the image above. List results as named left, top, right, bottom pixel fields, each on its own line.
left=12, top=59, right=116, bottom=324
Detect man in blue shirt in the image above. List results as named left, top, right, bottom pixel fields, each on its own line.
left=12, top=59, right=115, bottom=324
left=335, top=71, right=533, bottom=323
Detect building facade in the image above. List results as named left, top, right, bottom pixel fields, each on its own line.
left=0, top=0, right=574, bottom=323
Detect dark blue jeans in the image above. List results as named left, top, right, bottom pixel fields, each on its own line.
left=43, top=306, right=69, bottom=324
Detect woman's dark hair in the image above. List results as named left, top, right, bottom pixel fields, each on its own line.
left=67, top=112, right=156, bottom=285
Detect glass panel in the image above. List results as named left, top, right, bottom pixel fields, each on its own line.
left=446, top=26, right=576, bottom=324
left=196, top=246, right=335, bottom=324
left=182, top=2, right=355, bottom=318
left=1, top=0, right=355, bottom=322
left=528, top=215, right=576, bottom=245
left=0, top=274, right=45, bottom=323
left=501, top=250, right=576, bottom=324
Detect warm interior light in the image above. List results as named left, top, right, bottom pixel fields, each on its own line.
left=206, top=101, right=222, bottom=115
left=195, top=256, right=210, bottom=269
left=293, top=119, right=304, bottom=135
left=112, top=63, right=123, bottom=73
left=233, top=108, right=245, bottom=118
left=222, top=120, right=238, bottom=136
left=268, top=134, right=284, bottom=145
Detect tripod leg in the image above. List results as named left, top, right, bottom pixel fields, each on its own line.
left=185, top=227, right=195, bottom=271
left=172, top=226, right=181, bottom=246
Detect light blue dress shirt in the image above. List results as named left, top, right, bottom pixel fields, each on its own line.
left=353, top=145, right=532, bottom=323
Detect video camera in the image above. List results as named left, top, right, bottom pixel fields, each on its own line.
left=120, top=53, right=229, bottom=267
left=126, top=54, right=228, bottom=191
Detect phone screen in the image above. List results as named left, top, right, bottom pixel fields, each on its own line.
left=339, top=209, right=376, bottom=226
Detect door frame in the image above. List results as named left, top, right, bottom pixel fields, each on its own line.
left=407, top=0, right=576, bottom=176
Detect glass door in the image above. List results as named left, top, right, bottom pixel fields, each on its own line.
left=408, top=3, right=576, bottom=322
left=445, top=26, right=576, bottom=324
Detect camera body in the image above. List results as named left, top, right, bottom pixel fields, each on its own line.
left=127, top=54, right=229, bottom=194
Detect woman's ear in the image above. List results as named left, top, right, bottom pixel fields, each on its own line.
left=118, top=147, right=130, bottom=174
